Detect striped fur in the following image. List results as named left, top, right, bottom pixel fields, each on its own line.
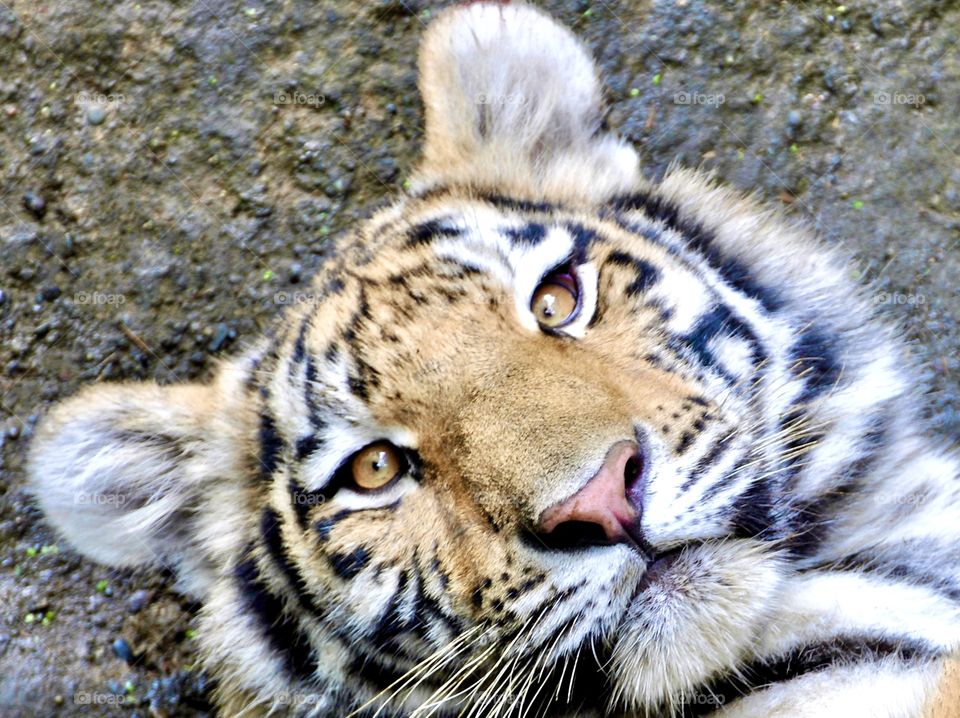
left=27, top=4, right=960, bottom=717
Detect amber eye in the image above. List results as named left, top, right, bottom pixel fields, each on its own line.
left=531, top=270, right=580, bottom=328
left=350, top=442, right=406, bottom=491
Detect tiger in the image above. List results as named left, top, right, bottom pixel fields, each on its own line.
left=26, top=2, right=960, bottom=717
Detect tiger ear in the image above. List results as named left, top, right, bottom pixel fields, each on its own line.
left=27, top=379, right=233, bottom=597
left=413, top=1, right=640, bottom=203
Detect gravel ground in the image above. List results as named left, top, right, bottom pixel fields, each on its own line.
left=1, top=1, right=958, bottom=715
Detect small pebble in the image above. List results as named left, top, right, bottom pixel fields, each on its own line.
left=289, top=262, right=303, bottom=283
left=112, top=637, right=135, bottom=664
left=127, top=589, right=150, bottom=613
left=208, top=323, right=230, bottom=353
left=87, top=105, right=106, bottom=125
left=40, top=285, right=61, bottom=301
left=22, top=191, right=46, bottom=219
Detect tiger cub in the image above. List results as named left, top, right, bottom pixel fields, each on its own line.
left=28, top=2, right=960, bottom=717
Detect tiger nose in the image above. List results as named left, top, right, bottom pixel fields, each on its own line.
left=537, top=441, right=644, bottom=549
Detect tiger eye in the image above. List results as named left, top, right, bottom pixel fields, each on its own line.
left=351, top=442, right=404, bottom=490
left=531, top=281, right=579, bottom=328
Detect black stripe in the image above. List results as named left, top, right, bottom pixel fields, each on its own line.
left=675, top=303, right=764, bottom=384
left=697, top=457, right=752, bottom=505
left=777, top=407, right=823, bottom=480
left=257, top=411, right=283, bottom=481
left=329, top=547, right=371, bottom=579
left=348, top=652, right=412, bottom=696
left=405, top=219, right=462, bottom=247
left=481, top=193, right=556, bottom=213
left=349, top=350, right=381, bottom=401
left=566, top=223, right=600, bottom=260
left=295, top=434, right=322, bottom=462
left=342, top=288, right=369, bottom=343
left=291, top=318, right=308, bottom=367
left=503, top=222, right=546, bottom=246
left=714, top=256, right=785, bottom=312
left=784, top=418, right=887, bottom=558
left=234, top=551, right=320, bottom=682
left=303, top=354, right=326, bottom=431
left=406, top=554, right=459, bottom=639
left=673, top=636, right=930, bottom=718
left=607, top=191, right=784, bottom=312
left=324, top=343, right=339, bottom=363
left=678, top=431, right=737, bottom=493
left=729, top=475, right=777, bottom=541
left=323, top=276, right=345, bottom=295
left=372, top=570, right=409, bottom=645
left=260, top=508, right=326, bottom=618
left=606, top=250, right=661, bottom=297
left=315, top=509, right=353, bottom=541
left=790, top=327, right=843, bottom=402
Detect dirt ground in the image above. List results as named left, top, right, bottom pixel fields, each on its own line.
left=1, top=0, right=958, bottom=715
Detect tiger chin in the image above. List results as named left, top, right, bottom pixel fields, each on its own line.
left=27, top=3, right=960, bottom=717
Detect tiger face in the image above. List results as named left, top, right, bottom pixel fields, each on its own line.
left=28, top=3, right=960, bottom=717
left=245, top=195, right=784, bottom=710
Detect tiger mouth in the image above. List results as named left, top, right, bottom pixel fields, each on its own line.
left=636, top=548, right=684, bottom=591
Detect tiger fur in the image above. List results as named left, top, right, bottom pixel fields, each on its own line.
left=27, top=3, right=960, bottom=717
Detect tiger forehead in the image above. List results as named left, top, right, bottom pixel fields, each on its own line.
left=345, top=194, right=633, bottom=272
left=284, top=200, right=681, bottom=361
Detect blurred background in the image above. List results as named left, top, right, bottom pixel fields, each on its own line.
left=0, top=0, right=958, bottom=715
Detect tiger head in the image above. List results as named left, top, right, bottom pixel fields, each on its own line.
left=28, top=3, right=879, bottom=715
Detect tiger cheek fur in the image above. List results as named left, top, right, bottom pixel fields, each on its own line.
left=26, top=3, right=960, bottom=718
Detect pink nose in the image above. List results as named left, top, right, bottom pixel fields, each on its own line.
left=538, top=441, right=643, bottom=546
